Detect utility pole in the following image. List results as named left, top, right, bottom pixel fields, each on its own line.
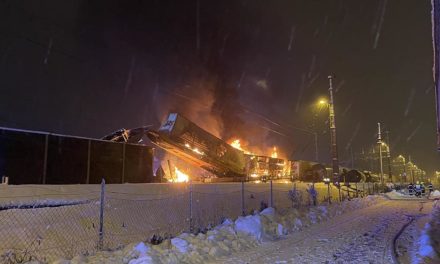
left=385, top=131, right=392, bottom=182
left=377, top=123, right=384, bottom=186
left=328, top=75, right=340, bottom=183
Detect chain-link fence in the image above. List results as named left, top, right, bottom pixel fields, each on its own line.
left=0, top=181, right=381, bottom=263
left=0, top=198, right=101, bottom=263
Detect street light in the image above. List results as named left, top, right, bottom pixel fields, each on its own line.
left=318, top=99, right=328, bottom=106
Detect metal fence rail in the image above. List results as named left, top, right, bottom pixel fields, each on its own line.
left=0, top=181, right=380, bottom=262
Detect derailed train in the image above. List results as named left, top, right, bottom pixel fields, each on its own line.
left=147, top=113, right=380, bottom=183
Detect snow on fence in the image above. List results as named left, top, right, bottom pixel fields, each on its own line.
left=0, top=181, right=379, bottom=263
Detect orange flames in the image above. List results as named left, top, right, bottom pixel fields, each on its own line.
left=229, top=139, right=243, bottom=151
left=271, top=146, right=278, bottom=158
left=228, top=139, right=254, bottom=154
left=170, top=166, right=189, bottom=182
left=184, top=143, right=205, bottom=156
left=229, top=138, right=282, bottom=158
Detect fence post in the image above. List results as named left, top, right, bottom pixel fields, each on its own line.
left=270, top=180, right=273, bottom=208
left=189, top=180, right=193, bottom=233
left=241, top=181, right=245, bottom=216
left=98, top=178, right=105, bottom=250
left=121, top=143, right=126, bottom=183
left=86, top=140, right=91, bottom=184
left=1, top=176, right=8, bottom=185
left=338, top=185, right=342, bottom=202
left=42, top=134, right=49, bottom=184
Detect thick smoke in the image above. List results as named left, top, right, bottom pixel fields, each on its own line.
left=154, top=76, right=224, bottom=138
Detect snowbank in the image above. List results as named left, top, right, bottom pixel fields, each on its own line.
left=417, top=224, right=435, bottom=258
left=388, top=190, right=405, bottom=197
left=428, top=200, right=440, bottom=258
left=235, top=215, right=262, bottom=240
left=383, top=189, right=440, bottom=200
left=49, top=195, right=383, bottom=264
left=431, top=190, right=440, bottom=198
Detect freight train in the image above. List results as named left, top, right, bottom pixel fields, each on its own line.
left=147, top=113, right=380, bottom=183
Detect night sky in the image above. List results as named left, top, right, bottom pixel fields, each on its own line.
left=0, top=0, right=438, bottom=175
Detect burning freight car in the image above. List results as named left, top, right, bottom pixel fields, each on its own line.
left=244, top=154, right=292, bottom=181
left=245, top=155, right=269, bottom=180
left=147, top=113, right=246, bottom=180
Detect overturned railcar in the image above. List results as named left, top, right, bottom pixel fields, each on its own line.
left=245, top=155, right=269, bottom=180
left=148, top=113, right=246, bottom=179
left=245, top=154, right=291, bottom=181
left=291, top=160, right=327, bottom=182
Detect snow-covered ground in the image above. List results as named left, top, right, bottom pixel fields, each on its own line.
left=3, top=184, right=437, bottom=264
left=48, top=193, right=439, bottom=264
left=0, top=181, right=377, bottom=263
left=222, top=198, right=438, bottom=264
left=413, top=223, right=436, bottom=262
left=427, top=200, right=440, bottom=261
left=45, top=195, right=384, bottom=264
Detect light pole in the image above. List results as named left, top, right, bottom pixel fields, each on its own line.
left=377, top=123, right=384, bottom=186
left=328, top=75, right=340, bottom=184
left=324, top=177, right=331, bottom=204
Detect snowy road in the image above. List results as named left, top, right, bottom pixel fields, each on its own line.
left=218, top=198, right=434, bottom=264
